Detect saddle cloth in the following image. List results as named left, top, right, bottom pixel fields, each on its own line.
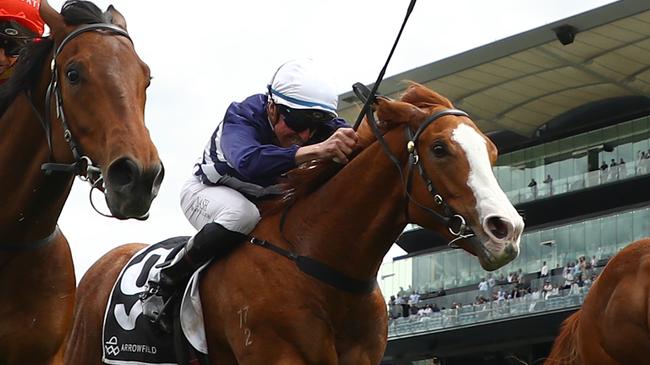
left=102, top=237, right=210, bottom=365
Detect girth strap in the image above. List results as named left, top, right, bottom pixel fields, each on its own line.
left=0, top=226, right=60, bottom=252
left=249, top=237, right=377, bottom=294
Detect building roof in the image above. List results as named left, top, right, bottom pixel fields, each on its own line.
left=338, top=0, right=650, bottom=141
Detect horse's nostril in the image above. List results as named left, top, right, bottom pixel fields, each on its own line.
left=107, top=158, right=139, bottom=188
left=487, top=217, right=509, bottom=240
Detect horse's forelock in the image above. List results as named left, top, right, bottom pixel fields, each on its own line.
left=60, top=0, right=108, bottom=25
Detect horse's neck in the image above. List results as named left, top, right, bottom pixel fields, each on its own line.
left=281, top=131, right=409, bottom=280
left=0, top=75, right=74, bottom=242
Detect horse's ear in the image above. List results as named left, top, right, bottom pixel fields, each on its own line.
left=106, top=5, right=127, bottom=30
left=40, top=0, right=66, bottom=42
left=375, top=96, right=428, bottom=127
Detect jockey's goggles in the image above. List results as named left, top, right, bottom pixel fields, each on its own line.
left=0, top=36, right=22, bottom=57
left=277, top=104, right=336, bottom=132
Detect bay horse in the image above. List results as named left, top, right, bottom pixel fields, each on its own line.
left=65, top=83, right=524, bottom=364
left=545, top=237, right=650, bottom=365
left=0, top=1, right=162, bottom=364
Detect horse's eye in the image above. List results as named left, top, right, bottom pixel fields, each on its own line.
left=432, top=144, right=447, bottom=158
left=66, top=69, right=80, bottom=84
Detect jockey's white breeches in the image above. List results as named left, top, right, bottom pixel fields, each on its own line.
left=180, top=176, right=260, bottom=234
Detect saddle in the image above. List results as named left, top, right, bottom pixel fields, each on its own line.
left=102, top=237, right=210, bottom=365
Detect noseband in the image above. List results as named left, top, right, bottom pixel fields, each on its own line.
left=353, top=84, right=475, bottom=248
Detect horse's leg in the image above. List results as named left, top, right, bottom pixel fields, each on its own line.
left=204, top=314, right=338, bottom=365
left=202, top=270, right=340, bottom=365
left=64, top=243, right=146, bottom=365
left=337, top=329, right=387, bottom=365
left=214, top=313, right=340, bottom=365
left=339, top=349, right=381, bottom=365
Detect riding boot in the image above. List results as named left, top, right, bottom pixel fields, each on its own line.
left=141, top=222, right=247, bottom=331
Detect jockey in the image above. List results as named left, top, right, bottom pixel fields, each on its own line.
left=142, top=58, right=358, bottom=324
left=0, top=0, right=44, bottom=84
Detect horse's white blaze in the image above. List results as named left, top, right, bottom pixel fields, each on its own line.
left=452, top=124, right=523, bottom=250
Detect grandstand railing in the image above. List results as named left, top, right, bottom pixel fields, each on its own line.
left=388, top=288, right=587, bottom=339
left=504, top=159, right=649, bottom=205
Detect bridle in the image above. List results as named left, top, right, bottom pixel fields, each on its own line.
left=404, top=108, right=476, bottom=246
left=38, top=23, right=133, bottom=220
left=354, top=84, right=475, bottom=248
left=2, top=23, right=132, bottom=252
left=39, top=23, right=131, bottom=190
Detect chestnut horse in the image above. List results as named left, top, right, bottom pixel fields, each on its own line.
left=65, top=83, right=524, bottom=364
left=0, top=1, right=162, bottom=364
left=545, top=237, right=650, bottom=365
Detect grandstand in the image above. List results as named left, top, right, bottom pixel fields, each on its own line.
left=338, top=0, right=650, bottom=363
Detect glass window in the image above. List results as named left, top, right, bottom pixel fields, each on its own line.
left=585, top=219, right=602, bottom=259
left=633, top=208, right=650, bottom=242
left=526, top=230, right=542, bottom=272
left=496, top=115, right=649, bottom=197
left=545, top=161, right=560, bottom=184
left=457, top=252, right=472, bottom=285
left=617, top=212, right=634, bottom=250
left=442, top=251, right=457, bottom=289
left=601, top=216, right=617, bottom=258
left=495, top=166, right=512, bottom=192
left=569, top=221, right=586, bottom=260
left=432, top=254, right=445, bottom=289
left=412, top=255, right=431, bottom=292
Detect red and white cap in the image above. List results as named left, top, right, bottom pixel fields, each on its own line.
left=0, top=0, right=44, bottom=38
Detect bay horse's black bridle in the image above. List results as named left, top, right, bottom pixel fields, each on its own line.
left=2, top=23, right=133, bottom=252
left=39, top=23, right=131, bottom=187
left=38, top=23, right=140, bottom=220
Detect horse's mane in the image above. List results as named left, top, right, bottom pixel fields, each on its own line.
left=0, top=39, right=52, bottom=115
left=544, top=311, right=581, bottom=364
left=260, top=82, right=451, bottom=216
left=0, top=0, right=111, bottom=116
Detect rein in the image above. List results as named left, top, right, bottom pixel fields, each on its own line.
left=4, top=24, right=132, bottom=252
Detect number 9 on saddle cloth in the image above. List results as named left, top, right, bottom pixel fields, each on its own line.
left=103, top=237, right=211, bottom=364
